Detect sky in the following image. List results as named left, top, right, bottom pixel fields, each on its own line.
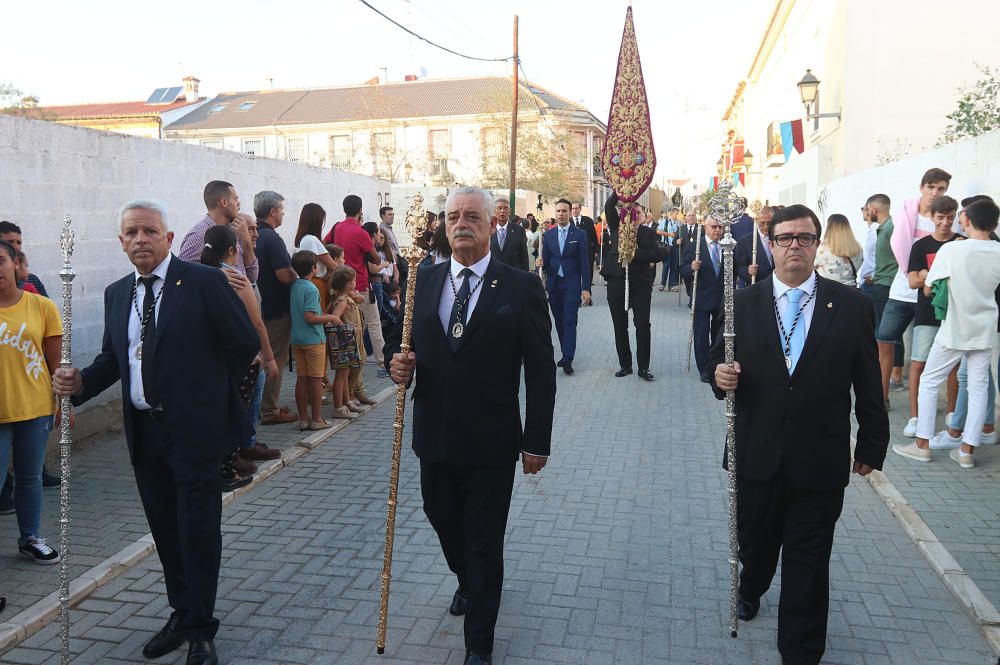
left=2, top=0, right=774, bottom=184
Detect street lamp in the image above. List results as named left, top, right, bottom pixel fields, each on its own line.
left=742, top=150, right=753, bottom=171
left=796, top=69, right=841, bottom=132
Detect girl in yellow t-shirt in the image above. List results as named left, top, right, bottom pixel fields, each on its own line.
left=0, top=239, right=62, bottom=564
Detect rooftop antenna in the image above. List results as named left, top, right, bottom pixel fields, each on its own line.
left=379, top=66, right=388, bottom=84
left=266, top=77, right=274, bottom=90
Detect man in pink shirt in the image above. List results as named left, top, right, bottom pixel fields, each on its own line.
left=876, top=168, right=951, bottom=413
left=330, top=195, right=386, bottom=378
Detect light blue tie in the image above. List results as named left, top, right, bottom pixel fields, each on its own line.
left=783, top=288, right=805, bottom=374
left=710, top=242, right=721, bottom=275
left=558, top=227, right=567, bottom=277
left=498, top=225, right=506, bottom=250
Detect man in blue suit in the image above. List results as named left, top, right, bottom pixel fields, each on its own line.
left=734, top=206, right=775, bottom=287
left=681, top=216, right=725, bottom=382
left=540, top=198, right=591, bottom=375
left=54, top=200, right=259, bottom=665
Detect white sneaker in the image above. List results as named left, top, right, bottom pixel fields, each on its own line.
left=892, top=442, right=932, bottom=462
left=929, top=430, right=963, bottom=450
left=950, top=448, right=975, bottom=469
left=980, top=430, right=997, bottom=445
left=902, top=417, right=918, bottom=438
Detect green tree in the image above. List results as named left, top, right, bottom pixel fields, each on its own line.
left=478, top=120, right=587, bottom=202
left=937, top=64, right=1000, bottom=146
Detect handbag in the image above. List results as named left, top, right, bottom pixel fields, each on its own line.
left=325, top=322, right=361, bottom=369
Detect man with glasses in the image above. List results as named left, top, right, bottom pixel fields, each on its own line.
left=709, top=204, right=888, bottom=665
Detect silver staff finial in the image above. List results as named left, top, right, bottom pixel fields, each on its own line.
left=59, top=215, right=75, bottom=266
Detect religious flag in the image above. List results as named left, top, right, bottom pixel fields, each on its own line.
left=601, top=6, right=656, bottom=269
left=601, top=6, right=656, bottom=203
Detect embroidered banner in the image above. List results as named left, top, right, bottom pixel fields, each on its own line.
left=601, top=6, right=656, bottom=204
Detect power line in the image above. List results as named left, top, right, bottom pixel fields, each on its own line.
left=357, top=0, right=512, bottom=63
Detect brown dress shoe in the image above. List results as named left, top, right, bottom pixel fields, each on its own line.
left=234, top=455, right=257, bottom=476
left=354, top=393, right=376, bottom=405
left=261, top=411, right=297, bottom=425
left=239, top=442, right=281, bottom=461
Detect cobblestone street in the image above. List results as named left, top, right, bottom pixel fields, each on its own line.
left=1, top=283, right=996, bottom=664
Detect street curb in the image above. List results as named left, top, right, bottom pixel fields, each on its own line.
left=860, top=448, right=1000, bottom=656
left=0, top=383, right=397, bottom=654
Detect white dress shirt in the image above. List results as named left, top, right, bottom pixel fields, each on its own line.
left=128, top=253, right=171, bottom=410
left=772, top=270, right=817, bottom=339
left=858, top=223, right=878, bottom=286
left=438, top=253, right=491, bottom=334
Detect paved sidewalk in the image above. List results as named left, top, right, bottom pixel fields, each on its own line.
left=1, top=284, right=996, bottom=664
left=882, top=374, right=1000, bottom=613
left=0, top=365, right=385, bottom=619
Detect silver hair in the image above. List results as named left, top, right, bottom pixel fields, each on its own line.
left=254, top=190, right=285, bottom=220
left=445, top=186, right=495, bottom=219
left=118, top=199, right=169, bottom=229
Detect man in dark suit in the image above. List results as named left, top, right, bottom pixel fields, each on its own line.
left=601, top=193, right=666, bottom=380
left=681, top=216, right=725, bottom=382
left=730, top=200, right=755, bottom=241
left=734, top=205, right=775, bottom=287
left=387, top=186, right=556, bottom=665
left=571, top=201, right=599, bottom=276
left=677, top=210, right=700, bottom=306
left=540, top=198, right=592, bottom=375
left=53, top=201, right=259, bottom=665
left=709, top=204, right=889, bottom=665
left=489, top=197, right=529, bottom=271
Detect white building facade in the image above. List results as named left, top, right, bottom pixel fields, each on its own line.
left=165, top=76, right=613, bottom=216
left=721, top=0, right=1000, bottom=209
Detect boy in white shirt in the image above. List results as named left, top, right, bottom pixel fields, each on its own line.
left=893, top=199, right=1000, bottom=468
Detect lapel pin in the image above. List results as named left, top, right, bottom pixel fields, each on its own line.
left=176, top=279, right=182, bottom=286
left=491, top=280, right=498, bottom=288
left=827, top=302, right=833, bottom=309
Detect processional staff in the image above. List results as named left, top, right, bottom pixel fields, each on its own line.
left=685, top=220, right=703, bottom=373
left=376, top=194, right=428, bottom=655
left=708, top=181, right=746, bottom=639
left=57, top=215, right=76, bottom=665
left=749, top=200, right=762, bottom=285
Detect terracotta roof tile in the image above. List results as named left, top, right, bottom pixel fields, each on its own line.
left=166, top=77, right=600, bottom=132
left=30, top=99, right=200, bottom=120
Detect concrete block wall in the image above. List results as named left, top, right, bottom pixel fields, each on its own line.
left=0, top=114, right=388, bottom=411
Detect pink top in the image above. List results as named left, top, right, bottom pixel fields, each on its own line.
left=332, top=218, right=375, bottom=292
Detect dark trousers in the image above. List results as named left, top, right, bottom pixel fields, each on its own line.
left=132, top=410, right=223, bottom=641
left=659, top=246, right=679, bottom=288
left=548, top=276, right=581, bottom=362
left=737, top=472, right=845, bottom=665
left=693, top=308, right=722, bottom=376
left=420, top=460, right=516, bottom=655
left=607, top=278, right=652, bottom=371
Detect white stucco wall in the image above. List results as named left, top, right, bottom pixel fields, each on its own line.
left=737, top=0, right=1000, bottom=203
left=777, top=129, right=1000, bottom=243
left=0, top=115, right=388, bottom=390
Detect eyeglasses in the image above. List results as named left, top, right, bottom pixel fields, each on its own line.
left=772, top=233, right=818, bottom=247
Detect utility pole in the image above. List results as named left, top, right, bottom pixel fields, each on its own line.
left=509, top=15, right=519, bottom=212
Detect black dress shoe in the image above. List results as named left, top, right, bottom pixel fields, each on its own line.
left=638, top=369, right=654, bottom=381
left=615, top=367, right=633, bottom=377
left=449, top=588, right=468, bottom=616
left=563, top=362, right=574, bottom=375
left=464, top=652, right=492, bottom=665
left=42, top=466, right=61, bottom=488
left=737, top=595, right=760, bottom=621
left=143, top=614, right=185, bottom=659
left=186, top=640, right=218, bottom=665
left=556, top=358, right=565, bottom=368
left=700, top=373, right=711, bottom=383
